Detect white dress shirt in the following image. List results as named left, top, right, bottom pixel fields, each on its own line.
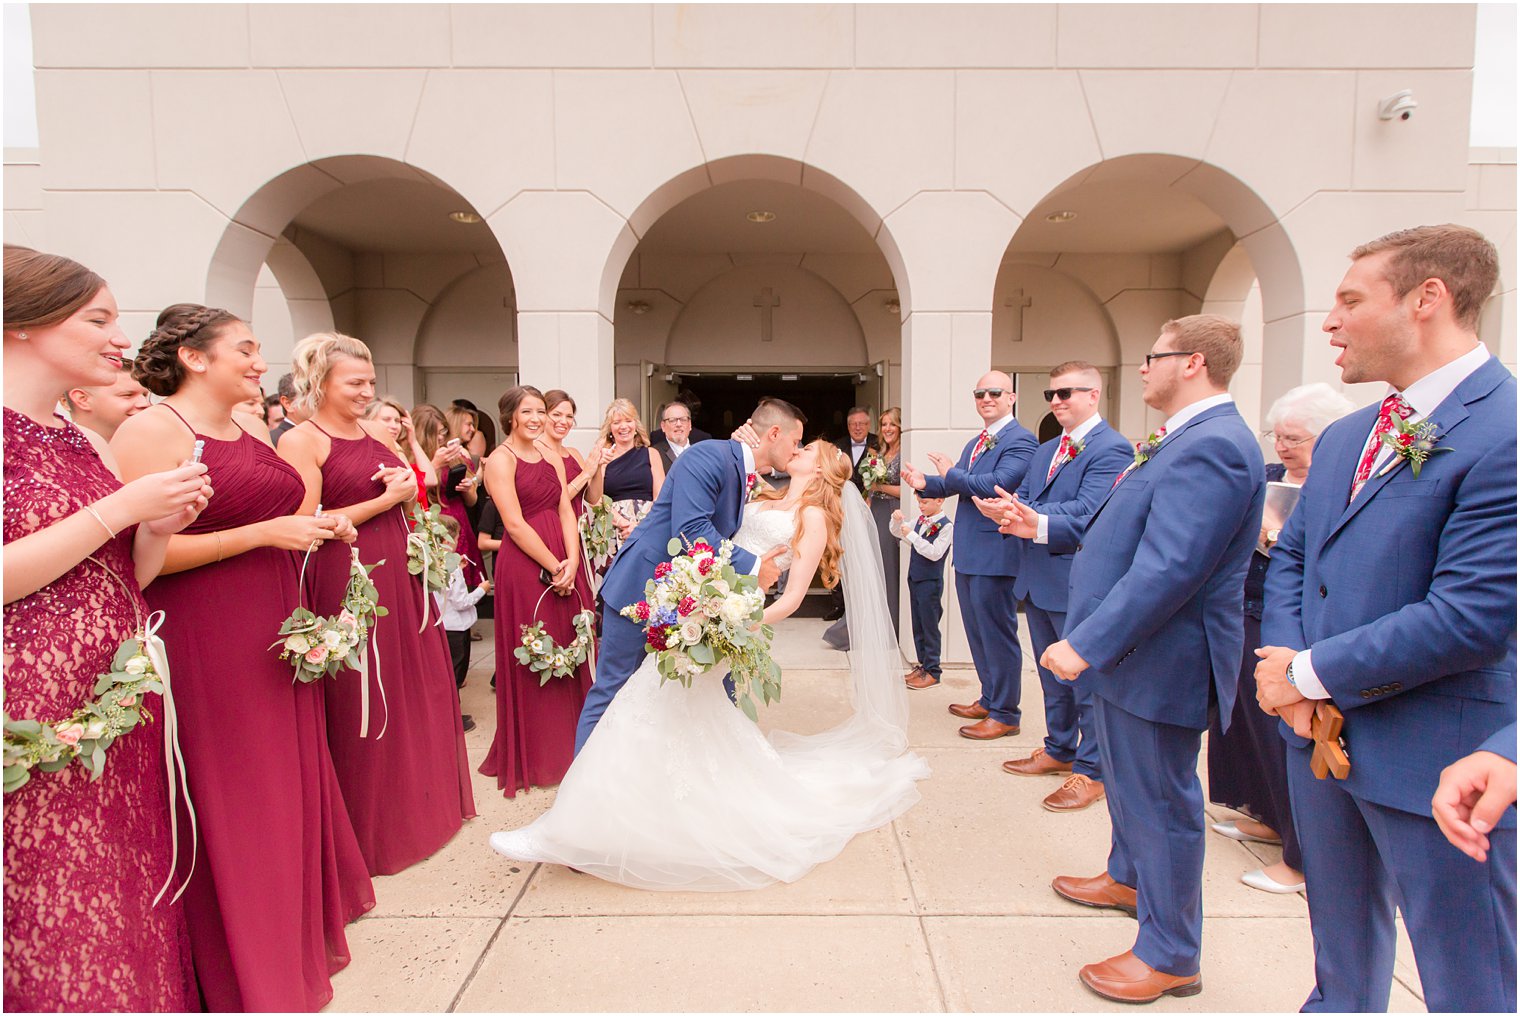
left=891, top=510, right=953, bottom=562
left=1029, top=414, right=1105, bottom=544
left=850, top=439, right=868, bottom=464
left=434, top=566, right=489, bottom=632
left=740, top=442, right=761, bottom=576
left=1290, top=343, right=1490, bottom=701
left=668, top=439, right=690, bottom=459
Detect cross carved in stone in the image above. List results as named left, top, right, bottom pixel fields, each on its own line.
left=1005, top=289, right=1033, bottom=343
left=754, top=288, right=780, bottom=342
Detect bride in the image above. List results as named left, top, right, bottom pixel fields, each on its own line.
left=488, top=439, right=930, bottom=891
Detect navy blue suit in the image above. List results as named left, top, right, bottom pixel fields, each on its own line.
left=1063, top=401, right=1265, bottom=976
left=1012, top=421, right=1131, bottom=778
left=574, top=440, right=758, bottom=753
left=920, top=419, right=1037, bottom=725
left=1262, top=356, right=1517, bottom=1012
left=904, top=515, right=951, bottom=679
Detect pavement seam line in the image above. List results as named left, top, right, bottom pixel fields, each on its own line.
left=890, top=817, right=950, bottom=1013
left=446, top=860, right=544, bottom=1012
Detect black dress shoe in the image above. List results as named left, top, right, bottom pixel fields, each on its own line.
left=461, top=714, right=477, bottom=733
left=822, top=605, right=845, bottom=622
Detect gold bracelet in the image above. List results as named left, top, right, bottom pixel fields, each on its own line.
left=82, top=504, right=117, bottom=540
left=214, top=531, right=224, bottom=562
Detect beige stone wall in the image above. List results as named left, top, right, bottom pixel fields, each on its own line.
left=8, top=3, right=1514, bottom=659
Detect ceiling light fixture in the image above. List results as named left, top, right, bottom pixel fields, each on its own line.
left=746, top=210, right=777, bottom=223
left=625, top=300, right=651, bottom=315
left=1045, top=210, right=1077, bottom=223
left=448, top=210, right=482, bottom=224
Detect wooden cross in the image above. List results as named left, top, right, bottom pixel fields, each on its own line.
left=754, top=288, right=780, bottom=342
left=1310, top=702, right=1351, bottom=780
left=1005, top=289, right=1032, bottom=343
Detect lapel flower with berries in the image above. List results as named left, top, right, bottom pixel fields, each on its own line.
left=1068, top=436, right=1086, bottom=459
left=1377, top=416, right=1452, bottom=479
left=1131, top=428, right=1167, bottom=469
left=746, top=472, right=767, bottom=500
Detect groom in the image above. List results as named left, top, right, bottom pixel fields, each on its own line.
left=574, top=397, right=804, bottom=753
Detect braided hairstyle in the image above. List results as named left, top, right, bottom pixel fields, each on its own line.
left=134, top=303, right=241, bottom=396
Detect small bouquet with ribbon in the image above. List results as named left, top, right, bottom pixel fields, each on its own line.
left=620, top=537, right=781, bottom=721
left=407, top=502, right=460, bottom=594
left=515, top=609, right=597, bottom=686
left=578, top=496, right=619, bottom=571
left=858, top=451, right=889, bottom=490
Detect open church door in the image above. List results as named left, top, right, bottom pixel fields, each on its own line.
left=641, top=361, right=679, bottom=432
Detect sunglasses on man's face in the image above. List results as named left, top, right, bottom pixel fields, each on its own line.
left=1044, top=386, right=1096, bottom=403
left=972, top=388, right=1008, bottom=400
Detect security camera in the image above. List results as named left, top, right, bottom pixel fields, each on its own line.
left=1377, top=90, right=1418, bottom=122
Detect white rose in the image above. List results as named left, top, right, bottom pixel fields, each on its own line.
left=720, top=596, right=751, bottom=626
left=531, top=640, right=545, bottom=654
left=285, top=634, right=312, bottom=655
left=553, top=653, right=567, bottom=668
left=679, top=619, right=704, bottom=645
left=123, top=655, right=149, bottom=676
left=710, top=579, right=730, bottom=597
left=82, top=720, right=108, bottom=740
left=323, top=628, right=345, bottom=649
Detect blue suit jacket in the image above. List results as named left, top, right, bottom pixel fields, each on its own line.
left=598, top=440, right=758, bottom=613
left=920, top=420, right=1037, bottom=577
left=1262, top=356, right=1517, bottom=820
left=1012, top=420, right=1133, bottom=613
left=1063, top=403, right=1265, bottom=730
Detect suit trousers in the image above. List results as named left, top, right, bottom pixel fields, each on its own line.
left=1287, top=742, right=1516, bottom=1012
left=446, top=629, right=471, bottom=689
left=908, top=576, right=944, bottom=678
left=574, top=604, right=646, bottom=754
left=1025, top=605, right=1100, bottom=779
left=956, top=571, right=1022, bottom=726
left=1093, top=695, right=1205, bottom=977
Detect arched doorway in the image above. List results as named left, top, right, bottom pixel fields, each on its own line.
left=990, top=154, right=1303, bottom=443
left=206, top=155, right=515, bottom=410
left=604, top=156, right=907, bottom=444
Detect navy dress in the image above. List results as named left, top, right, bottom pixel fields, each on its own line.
left=1206, top=462, right=1301, bottom=870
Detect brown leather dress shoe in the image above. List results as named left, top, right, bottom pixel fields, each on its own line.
left=958, top=717, right=1019, bottom=740
left=1079, top=950, right=1201, bottom=1003
left=905, top=670, right=940, bottom=690
left=1042, top=774, right=1106, bottom=812
left=904, top=665, right=926, bottom=682
left=1002, top=747, right=1074, bottom=777
left=1050, top=872, right=1137, bottom=915
left=948, top=701, right=989, bottom=720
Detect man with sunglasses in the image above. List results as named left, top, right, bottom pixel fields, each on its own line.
left=974, top=361, right=1131, bottom=813
left=1021, top=316, right=1264, bottom=1003
left=901, top=371, right=1036, bottom=740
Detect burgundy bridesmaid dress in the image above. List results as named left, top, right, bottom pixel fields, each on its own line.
left=144, top=410, right=375, bottom=1011
left=307, top=423, right=476, bottom=875
left=480, top=455, right=593, bottom=797
left=434, top=463, right=484, bottom=588
left=2, top=408, right=196, bottom=1011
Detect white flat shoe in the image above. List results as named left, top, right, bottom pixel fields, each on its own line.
left=1210, top=820, right=1282, bottom=845
left=1241, top=868, right=1305, bottom=894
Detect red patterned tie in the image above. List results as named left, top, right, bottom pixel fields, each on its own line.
left=969, top=429, right=990, bottom=466
left=1046, top=435, right=1074, bottom=483
left=1349, top=393, right=1413, bottom=502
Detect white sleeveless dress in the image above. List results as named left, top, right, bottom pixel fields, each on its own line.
left=488, top=503, right=929, bottom=891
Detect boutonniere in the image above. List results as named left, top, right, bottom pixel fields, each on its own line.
left=746, top=472, right=766, bottom=500
left=1377, top=416, right=1453, bottom=479
left=1131, top=427, right=1167, bottom=468
left=982, top=431, right=999, bottom=453
left=922, top=520, right=946, bottom=541
left=1068, top=437, right=1086, bottom=459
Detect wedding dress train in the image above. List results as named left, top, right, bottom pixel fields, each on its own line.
left=489, top=488, right=929, bottom=891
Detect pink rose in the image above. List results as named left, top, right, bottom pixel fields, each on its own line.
left=304, top=646, right=328, bottom=665
left=338, top=609, right=358, bottom=628
left=117, top=695, right=136, bottom=708
left=55, top=724, right=83, bottom=746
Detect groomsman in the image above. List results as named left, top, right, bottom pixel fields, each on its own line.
left=902, top=372, right=1036, bottom=739
left=1040, top=316, right=1264, bottom=1003
left=975, top=361, right=1130, bottom=811
left=1257, top=224, right=1516, bottom=1012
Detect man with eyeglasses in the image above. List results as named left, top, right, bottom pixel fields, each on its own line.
left=973, top=361, right=1131, bottom=814
left=901, top=370, right=1036, bottom=740
left=652, top=399, right=711, bottom=472
left=1002, top=315, right=1262, bottom=1003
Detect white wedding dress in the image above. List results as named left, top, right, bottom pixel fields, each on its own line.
left=489, top=489, right=930, bottom=891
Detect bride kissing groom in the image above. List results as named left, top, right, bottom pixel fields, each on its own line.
left=492, top=396, right=929, bottom=891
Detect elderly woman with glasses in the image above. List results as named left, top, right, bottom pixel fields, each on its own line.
left=1207, top=382, right=1354, bottom=895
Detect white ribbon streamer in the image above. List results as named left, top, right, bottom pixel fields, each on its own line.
left=349, top=546, right=387, bottom=740
left=406, top=526, right=434, bottom=634
left=143, top=610, right=196, bottom=907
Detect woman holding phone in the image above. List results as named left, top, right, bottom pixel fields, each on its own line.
left=413, top=404, right=483, bottom=587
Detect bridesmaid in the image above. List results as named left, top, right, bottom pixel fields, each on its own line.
left=278, top=332, right=476, bottom=875
left=869, top=407, right=904, bottom=636
left=368, top=398, right=431, bottom=512
left=3, top=245, right=207, bottom=1010
left=112, top=304, right=376, bottom=1011
left=480, top=386, right=593, bottom=797
left=536, top=389, right=595, bottom=514
left=584, top=398, right=664, bottom=579
left=415, top=404, right=484, bottom=587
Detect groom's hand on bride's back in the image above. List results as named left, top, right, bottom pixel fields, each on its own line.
left=758, top=547, right=786, bottom=592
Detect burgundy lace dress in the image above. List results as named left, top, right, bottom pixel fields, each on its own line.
left=144, top=410, right=375, bottom=1011
left=2, top=408, right=196, bottom=1011
left=306, top=423, right=476, bottom=875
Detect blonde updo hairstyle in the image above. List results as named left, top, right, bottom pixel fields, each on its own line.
left=289, top=331, right=372, bottom=416
left=753, top=439, right=850, bottom=589
left=595, top=397, right=650, bottom=448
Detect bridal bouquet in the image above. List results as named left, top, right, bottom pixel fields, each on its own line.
left=858, top=451, right=889, bottom=489
left=620, top=538, right=782, bottom=721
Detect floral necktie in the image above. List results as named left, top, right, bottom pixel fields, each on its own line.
left=1349, top=393, right=1413, bottom=502
left=1046, top=435, right=1074, bottom=483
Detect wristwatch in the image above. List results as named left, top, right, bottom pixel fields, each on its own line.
left=1266, top=528, right=1281, bottom=544
left=1286, top=659, right=1298, bottom=688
